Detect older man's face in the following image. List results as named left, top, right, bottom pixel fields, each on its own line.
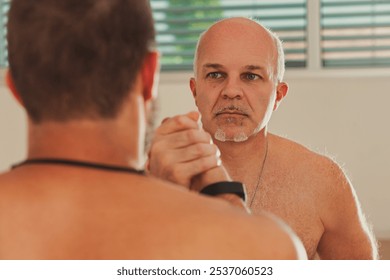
left=190, top=19, right=281, bottom=142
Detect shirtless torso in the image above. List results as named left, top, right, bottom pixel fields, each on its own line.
left=0, top=164, right=303, bottom=259
left=223, top=134, right=376, bottom=259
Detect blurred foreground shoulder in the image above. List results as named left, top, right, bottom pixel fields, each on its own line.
left=152, top=177, right=308, bottom=260
left=199, top=198, right=307, bottom=260
left=240, top=211, right=307, bottom=260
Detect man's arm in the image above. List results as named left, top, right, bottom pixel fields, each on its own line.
left=317, top=159, right=378, bottom=259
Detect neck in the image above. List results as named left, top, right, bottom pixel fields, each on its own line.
left=215, top=128, right=268, bottom=177
left=27, top=97, right=145, bottom=170
left=27, top=119, right=143, bottom=169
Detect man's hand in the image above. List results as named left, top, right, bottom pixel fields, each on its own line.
left=147, top=111, right=249, bottom=212
left=147, top=111, right=226, bottom=188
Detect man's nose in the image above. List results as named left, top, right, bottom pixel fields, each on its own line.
left=221, top=78, right=243, bottom=100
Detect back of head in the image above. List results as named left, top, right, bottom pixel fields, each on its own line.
left=7, top=0, right=155, bottom=123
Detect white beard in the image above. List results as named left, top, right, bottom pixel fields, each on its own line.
left=214, top=128, right=249, bottom=142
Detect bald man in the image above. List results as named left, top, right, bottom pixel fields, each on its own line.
left=148, top=17, right=378, bottom=260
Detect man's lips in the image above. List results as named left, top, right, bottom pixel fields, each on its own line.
left=215, top=111, right=248, bottom=117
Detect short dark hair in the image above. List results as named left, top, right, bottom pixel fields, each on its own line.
left=7, top=0, right=155, bottom=123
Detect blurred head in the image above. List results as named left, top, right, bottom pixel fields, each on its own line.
left=7, top=0, right=156, bottom=123
left=190, top=17, right=288, bottom=142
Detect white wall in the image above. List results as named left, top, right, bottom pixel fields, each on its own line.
left=0, top=70, right=27, bottom=171
left=1, top=69, right=390, bottom=239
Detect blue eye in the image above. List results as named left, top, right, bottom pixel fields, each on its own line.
left=244, top=73, right=260, bottom=80
left=206, top=72, right=223, bottom=79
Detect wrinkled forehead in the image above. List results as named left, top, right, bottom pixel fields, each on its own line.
left=196, top=19, right=277, bottom=74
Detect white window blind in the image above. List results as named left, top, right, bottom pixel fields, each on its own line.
left=321, top=0, right=390, bottom=68
left=151, top=0, right=307, bottom=71
left=1, top=0, right=390, bottom=70
left=0, top=0, right=9, bottom=67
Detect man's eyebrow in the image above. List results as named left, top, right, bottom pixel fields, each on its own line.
left=244, top=65, right=264, bottom=71
left=202, top=63, right=224, bottom=70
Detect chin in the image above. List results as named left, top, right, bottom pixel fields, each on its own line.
left=214, top=127, right=251, bottom=143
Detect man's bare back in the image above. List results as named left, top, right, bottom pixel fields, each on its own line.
left=0, top=164, right=302, bottom=259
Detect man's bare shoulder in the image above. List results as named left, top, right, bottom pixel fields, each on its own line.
left=269, top=133, right=347, bottom=183
left=151, top=176, right=306, bottom=259
left=0, top=169, right=22, bottom=194
left=269, top=133, right=355, bottom=217
left=174, top=195, right=305, bottom=259
left=236, top=211, right=307, bottom=260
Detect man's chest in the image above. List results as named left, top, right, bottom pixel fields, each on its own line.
left=246, top=176, right=324, bottom=259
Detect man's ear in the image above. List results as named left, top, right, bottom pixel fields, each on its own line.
left=189, top=77, right=197, bottom=98
left=189, top=77, right=198, bottom=106
left=5, top=69, right=24, bottom=106
left=273, top=82, right=288, bottom=111
left=141, top=51, right=159, bottom=102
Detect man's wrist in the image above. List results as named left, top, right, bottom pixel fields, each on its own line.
left=190, top=166, right=231, bottom=191
left=200, top=181, right=247, bottom=202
